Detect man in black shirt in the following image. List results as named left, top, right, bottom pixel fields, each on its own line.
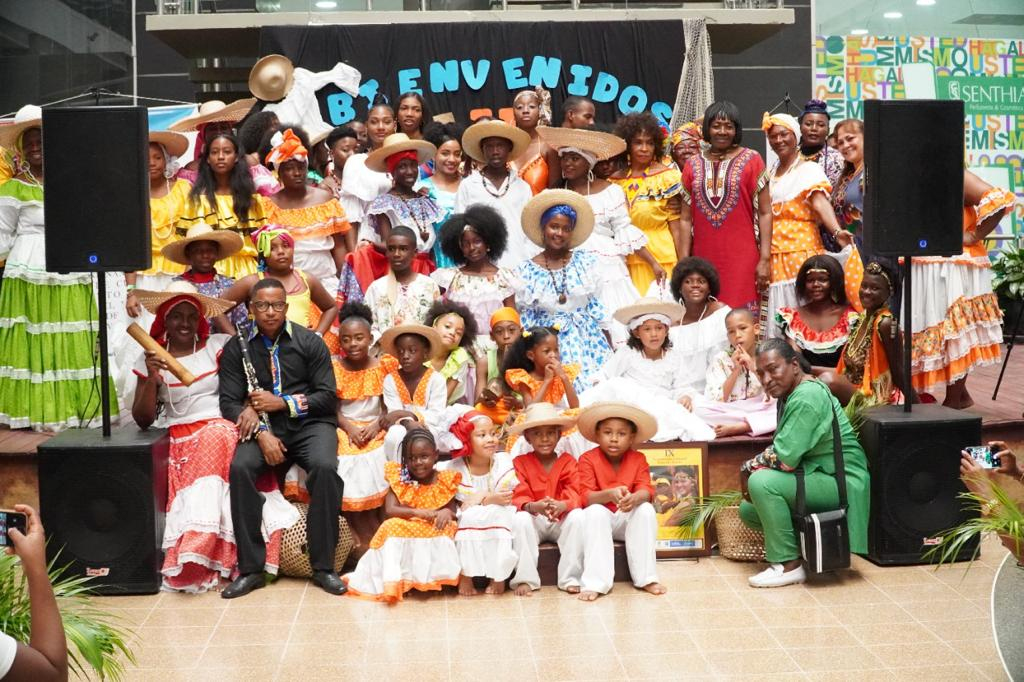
left=219, top=278, right=344, bottom=598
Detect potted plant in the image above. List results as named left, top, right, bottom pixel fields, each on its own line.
left=992, top=242, right=1024, bottom=341
left=924, top=474, right=1024, bottom=567
left=677, top=490, right=766, bottom=562
left=0, top=553, right=136, bottom=680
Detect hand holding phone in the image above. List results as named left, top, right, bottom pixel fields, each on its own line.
left=0, top=508, right=28, bottom=548
left=965, top=445, right=1001, bottom=470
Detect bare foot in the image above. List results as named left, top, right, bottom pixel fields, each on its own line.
left=458, top=575, right=480, bottom=597
left=514, top=583, right=533, bottom=596
left=713, top=423, right=749, bottom=438
left=565, top=585, right=580, bottom=594
left=641, top=582, right=667, bottom=595
left=485, top=579, right=506, bottom=595
left=578, top=590, right=600, bottom=601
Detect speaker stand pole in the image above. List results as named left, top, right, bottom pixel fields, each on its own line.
left=902, top=254, right=913, bottom=413
left=96, top=272, right=112, bottom=437
left=992, top=298, right=1024, bottom=400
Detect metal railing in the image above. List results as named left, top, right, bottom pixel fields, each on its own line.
left=156, top=0, right=784, bottom=13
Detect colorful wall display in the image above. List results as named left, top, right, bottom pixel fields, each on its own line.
left=814, top=35, right=1023, bottom=241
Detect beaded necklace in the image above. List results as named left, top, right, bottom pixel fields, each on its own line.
left=396, top=193, right=432, bottom=244
left=543, top=252, right=569, bottom=304
left=841, top=309, right=878, bottom=385
left=480, top=170, right=512, bottom=198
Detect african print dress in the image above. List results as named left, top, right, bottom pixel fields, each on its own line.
left=614, top=168, right=682, bottom=295
left=681, top=149, right=767, bottom=311
left=343, top=461, right=462, bottom=603
left=513, top=249, right=611, bottom=391
left=260, top=197, right=351, bottom=295
left=766, top=159, right=863, bottom=339
left=439, top=453, right=519, bottom=581
left=837, top=308, right=900, bottom=416
left=285, top=355, right=399, bottom=512
left=175, top=192, right=267, bottom=279
left=907, top=187, right=1013, bottom=394
left=131, top=335, right=297, bottom=591
left=0, top=177, right=118, bottom=431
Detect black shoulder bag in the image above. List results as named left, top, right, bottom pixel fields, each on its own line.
left=792, top=388, right=851, bottom=575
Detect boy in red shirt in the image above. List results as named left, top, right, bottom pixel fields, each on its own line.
left=508, top=403, right=585, bottom=596
left=577, top=401, right=667, bottom=601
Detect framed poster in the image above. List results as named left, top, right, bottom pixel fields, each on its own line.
left=642, top=444, right=711, bottom=559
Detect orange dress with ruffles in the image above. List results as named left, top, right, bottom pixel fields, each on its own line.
left=518, top=155, right=549, bottom=196
left=343, top=461, right=462, bottom=602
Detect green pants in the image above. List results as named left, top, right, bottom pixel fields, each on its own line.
left=739, top=468, right=840, bottom=564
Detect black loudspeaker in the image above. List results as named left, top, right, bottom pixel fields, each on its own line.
left=41, top=106, right=151, bottom=272
left=862, top=99, right=965, bottom=257
left=860, top=405, right=981, bottom=566
left=38, top=428, right=169, bottom=594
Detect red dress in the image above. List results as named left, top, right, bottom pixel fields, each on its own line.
left=681, top=148, right=767, bottom=311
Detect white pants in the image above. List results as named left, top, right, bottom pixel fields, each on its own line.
left=510, top=509, right=584, bottom=591
left=580, top=502, right=658, bottom=594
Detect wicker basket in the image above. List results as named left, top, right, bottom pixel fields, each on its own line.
left=279, top=503, right=355, bottom=577
left=714, top=506, right=766, bottom=562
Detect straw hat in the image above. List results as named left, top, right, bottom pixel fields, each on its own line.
left=509, top=401, right=576, bottom=436
left=461, top=119, right=531, bottom=162
left=537, top=127, right=626, bottom=161
left=612, top=297, right=684, bottom=327
left=520, top=189, right=594, bottom=249
left=169, top=98, right=256, bottom=132
left=133, top=280, right=237, bottom=318
left=161, top=223, right=244, bottom=266
left=0, top=104, right=42, bottom=149
left=379, top=323, right=444, bottom=359
left=365, top=132, right=436, bottom=173
left=249, top=54, right=295, bottom=102
left=577, top=401, right=658, bottom=444
left=148, top=130, right=189, bottom=158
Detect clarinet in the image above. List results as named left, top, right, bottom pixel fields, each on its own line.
left=236, top=324, right=271, bottom=439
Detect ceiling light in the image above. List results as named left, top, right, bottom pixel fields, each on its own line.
left=884, top=11, right=903, bottom=18
left=851, top=28, right=870, bottom=35
left=916, top=0, right=935, bottom=5
left=315, top=0, right=337, bottom=7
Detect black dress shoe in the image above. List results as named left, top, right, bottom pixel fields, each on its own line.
left=221, top=573, right=266, bottom=599
left=312, top=570, right=347, bottom=595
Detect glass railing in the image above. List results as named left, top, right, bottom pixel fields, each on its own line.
left=156, top=0, right=783, bottom=13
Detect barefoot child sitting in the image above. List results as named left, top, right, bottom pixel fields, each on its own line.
left=576, top=401, right=667, bottom=601
left=438, top=410, right=519, bottom=596
left=695, top=308, right=777, bottom=438
left=343, top=428, right=461, bottom=602
left=508, top=402, right=585, bottom=596
left=380, top=324, right=449, bottom=461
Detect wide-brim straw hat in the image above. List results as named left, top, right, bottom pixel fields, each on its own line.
left=612, top=297, right=685, bottom=327
left=461, top=120, right=531, bottom=162
left=149, top=130, right=189, bottom=158
left=169, top=98, right=256, bottom=132
left=0, top=104, right=42, bottom=149
left=365, top=132, right=436, bottom=173
left=134, top=280, right=237, bottom=318
left=537, top=127, right=626, bottom=161
left=379, top=323, right=445, bottom=359
left=161, top=223, right=244, bottom=266
left=520, top=189, right=595, bottom=249
left=248, top=54, right=295, bottom=102
left=509, top=401, right=576, bottom=436
left=577, top=401, right=658, bottom=444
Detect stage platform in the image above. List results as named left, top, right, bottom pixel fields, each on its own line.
left=2, top=356, right=1022, bottom=506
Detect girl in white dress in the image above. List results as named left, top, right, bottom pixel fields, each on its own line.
left=380, top=324, right=449, bottom=461
left=583, top=298, right=716, bottom=442
left=667, top=257, right=732, bottom=395
left=438, top=410, right=519, bottom=596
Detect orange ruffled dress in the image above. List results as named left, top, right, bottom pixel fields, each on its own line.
left=343, top=461, right=462, bottom=602
left=260, top=197, right=351, bottom=294
left=518, top=155, right=549, bottom=196
left=284, top=355, right=398, bottom=512
left=908, top=187, right=1014, bottom=394
left=504, top=364, right=585, bottom=456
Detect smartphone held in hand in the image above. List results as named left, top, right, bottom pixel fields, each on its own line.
left=966, top=445, right=1001, bottom=469
left=0, top=509, right=28, bottom=547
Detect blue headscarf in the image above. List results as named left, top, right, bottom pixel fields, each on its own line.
left=540, top=204, right=577, bottom=229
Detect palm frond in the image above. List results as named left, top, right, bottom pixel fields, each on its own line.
left=923, top=480, right=1024, bottom=568
left=675, top=490, right=744, bottom=535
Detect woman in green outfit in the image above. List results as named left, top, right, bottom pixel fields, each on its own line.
left=739, top=338, right=869, bottom=588
left=0, top=107, right=117, bottom=431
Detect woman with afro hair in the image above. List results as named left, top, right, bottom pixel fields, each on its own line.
left=430, top=204, right=518, bottom=349
left=611, top=112, right=684, bottom=296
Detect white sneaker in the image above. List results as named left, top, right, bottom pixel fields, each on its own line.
left=748, top=563, right=806, bottom=588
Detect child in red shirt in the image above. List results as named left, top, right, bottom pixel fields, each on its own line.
left=577, top=401, right=667, bottom=601
left=508, top=403, right=585, bottom=596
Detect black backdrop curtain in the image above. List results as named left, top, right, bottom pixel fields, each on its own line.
left=260, top=22, right=685, bottom=127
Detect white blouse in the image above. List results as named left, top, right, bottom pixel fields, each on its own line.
left=669, top=305, right=732, bottom=394
left=598, top=346, right=695, bottom=400
left=131, top=334, right=229, bottom=427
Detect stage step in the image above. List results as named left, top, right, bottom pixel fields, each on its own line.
left=0, top=429, right=53, bottom=509
left=537, top=541, right=630, bottom=586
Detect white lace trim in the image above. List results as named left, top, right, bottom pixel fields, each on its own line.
left=0, top=317, right=98, bottom=333
left=0, top=366, right=100, bottom=382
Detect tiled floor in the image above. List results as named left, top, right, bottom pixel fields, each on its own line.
left=96, top=534, right=1013, bottom=682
